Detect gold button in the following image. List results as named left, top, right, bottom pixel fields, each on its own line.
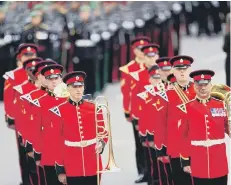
left=207, top=126, right=210, bottom=129
left=80, top=126, right=83, bottom=129
left=79, top=116, right=81, bottom=119
left=206, top=120, right=209, bottom=123
left=81, top=136, right=84, bottom=139
left=207, top=132, right=210, bottom=135
left=80, top=131, right=83, bottom=134
left=79, top=121, right=82, bottom=124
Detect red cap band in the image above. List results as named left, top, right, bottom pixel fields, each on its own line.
left=66, top=76, right=84, bottom=85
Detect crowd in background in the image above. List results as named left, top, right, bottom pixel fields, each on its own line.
left=0, top=1, right=230, bottom=101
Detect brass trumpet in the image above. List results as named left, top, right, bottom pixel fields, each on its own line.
left=95, top=96, right=120, bottom=185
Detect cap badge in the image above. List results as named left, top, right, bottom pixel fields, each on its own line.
left=180, top=59, right=183, bottom=63
left=32, top=61, right=36, bottom=66
left=50, top=69, right=54, bottom=74
left=140, top=40, right=144, bottom=44
left=149, top=47, right=153, bottom=51
left=201, top=74, right=204, bottom=79
left=76, top=76, right=79, bottom=80
left=27, top=47, right=31, bottom=51
left=164, top=61, right=167, bottom=65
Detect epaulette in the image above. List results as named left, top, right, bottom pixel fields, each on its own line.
left=39, top=23, right=49, bottom=30
left=49, top=101, right=68, bottom=117
left=129, top=68, right=145, bottom=81
left=13, top=80, right=28, bottom=94
left=176, top=98, right=196, bottom=113
left=119, top=60, right=135, bottom=74
left=24, top=23, right=33, bottom=31
left=5, top=67, right=22, bottom=80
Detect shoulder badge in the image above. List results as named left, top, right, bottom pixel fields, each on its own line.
left=211, top=97, right=223, bottom=102
left=39, top=23, right=49, bottom=30
left=20, top=93, right=32, bottom=102
left=5, top=71, right=15, bottom=80
left=119, top=65, right=129, bottom=74
left=137, top=91, right=148, bottom=101
left=144, top=85, right=156, bottom=96
left=176, top=103, right=187, bottom=113
left=156, top=91, right=169, bottom=102
left=49, top=106, right=61, bottom=117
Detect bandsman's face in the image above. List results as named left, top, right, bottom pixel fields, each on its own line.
left=173, top=67, right=191, bottom=83
left=159, top=69, right=172, bottom=81
left=194, top=82, right=212, bottom=98
left=21, top=54, right=37, bottom=63
left=144, top=55, right=159, bottom=67
left=46, top=76, right=62, bottom=91
left=37, top=74, right=47, bottom=87
left=149, top=77, right=161, bottom=85
left=134, top=48, right=145, bottom=59
left=67, top=85, right=84, bottom=101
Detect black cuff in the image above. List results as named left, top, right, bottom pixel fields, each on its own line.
left=25, top=142, right=33, bottom=153
left=140, top=135, right=147, bottom=143
left=5, top=114, right=8, bottom=123
left=124, top=112, right=130, bottom=118
left=180, top=157, right=190, bottom=168
left=147, top=133, right=154, bottom=142
left=55, top=163, right=66, bottom=176
left=156, top=146, right=167, bottom=157
left=99, top=140, right=106, bottom=154
left=34, top=151, right=41, bottom=161
left=132, top=119, right=138, bottom=126
left=8, top=117, right=15, bottom=126
left=18, top=135, right=23, bottom=144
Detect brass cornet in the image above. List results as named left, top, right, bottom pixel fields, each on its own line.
left=95, top=96, right=120, bottom=185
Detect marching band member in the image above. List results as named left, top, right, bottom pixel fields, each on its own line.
left=49, top=71, right=108, bottom=185
left=13, top=57, right=42, bottom=185
left=132, top=44, right=160, bottom=185
left=3, top=43, right=38, bottom=129
left=161, top=55, right=196, bottom=185
left=156, top=57, right=173, bottom=87
left=179, top=70, right=230, bottom=185
left=31, top=64, right=65, bottom=185
left=119, top=36, right=151, bottom=183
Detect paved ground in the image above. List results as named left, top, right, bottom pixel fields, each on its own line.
left=0, top=35, right=230, bottom=185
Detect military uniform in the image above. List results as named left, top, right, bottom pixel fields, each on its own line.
left=31, top=64, right=64, bottom=185
left=179, top=70, right=230, bottom=185
left=119, top=36, right=150, bottom=179
left=13, top=58, right=42, bottom=185
left=50, top=71, right=107, bottom=185
left=165, top=56, right=196, bottom=185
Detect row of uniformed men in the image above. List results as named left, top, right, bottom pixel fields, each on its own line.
left=4, top=43, right=108, bottom=185
left=119, top=36, right=230, bottom=185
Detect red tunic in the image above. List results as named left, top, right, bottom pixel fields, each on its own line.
left=51, top=99, right=108, bottom=177
left=179, top=97, right=229, bottom=178
left=3, top=67, right=27, bottom=123
left=166, top=82, right=196, bottom=158
left=119, top=60, right=144, bottom=117
left=12, top=80, right=37, bottom=144
left=32, top=92, right=67, bottom=166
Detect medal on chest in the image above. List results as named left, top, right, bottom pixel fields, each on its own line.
left=210, top=108, right=226, bottom=117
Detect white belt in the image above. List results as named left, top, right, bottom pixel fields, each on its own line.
left=65, top=138, right=97, bottom=148
left=191, top=138, right=225, bottom=147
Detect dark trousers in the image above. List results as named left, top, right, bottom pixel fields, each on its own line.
left=67, top=175, right=97, bottom=185
left=44, top=166, right=62, bottom=185
left=148, top=147, right=159, bottom=185
left=193, top=175, right=227, bottom=185
left=37, top=166, right=46, bottom=185
left=225, top=56, right=230, bottom=86
left=132, top=120, right=145, bottom=175
left=18, top=144, right=30, bottom=185
left=27, top=156, right=39, bottom=185
left=170, top=157, right=193, bottom=185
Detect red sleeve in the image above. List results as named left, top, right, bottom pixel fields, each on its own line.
left=178, top=109, right=191, bottom=167
left=120, top=72, right=131, bottom=115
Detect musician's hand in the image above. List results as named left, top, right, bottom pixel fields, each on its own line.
left=126, top=117, right=131, bottom=122
left=157, top=156, right=170, bottom=163
left=183, top=166, right=192, bottom=174
left=28, top=151, right=34, bottom=158
left=35, top=161, right=41, bottom=166
left=8, top=125, right=15, bottom=130
left=135, top=125, right=139, bottom=130
left=95, top=142, right=103, bottom=154
left=58, top=174, right=67, bottom=184
left=148, top=141, right=155, bottom=148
